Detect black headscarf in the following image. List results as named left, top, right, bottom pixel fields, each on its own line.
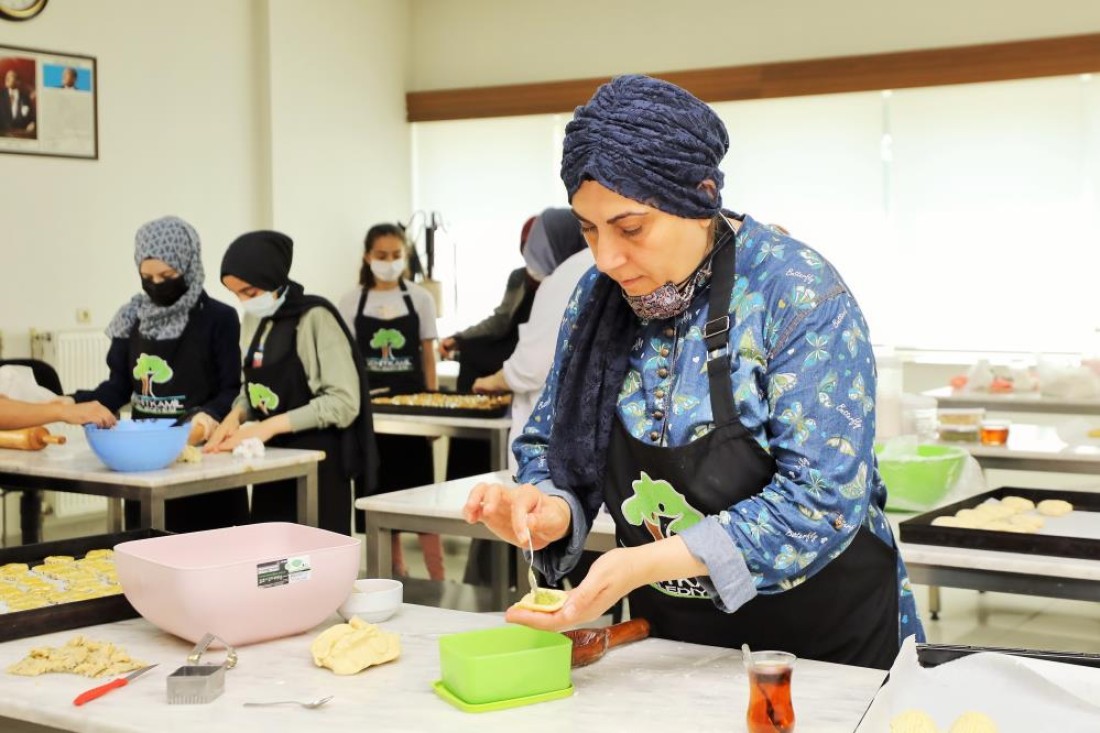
left=220, top=230, right=293, bottom=292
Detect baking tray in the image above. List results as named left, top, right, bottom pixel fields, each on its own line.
left=371, top=391, right=512, bottom=419
left=899, top=486, right=1100, bottom=560
left=916, top=643, right=1100, bottom=670
left=0, top=528, right=169, bottom=643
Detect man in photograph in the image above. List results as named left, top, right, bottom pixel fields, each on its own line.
left=0, top=68, right=36, bottom=135
left=61, top=66, right=78, bottom=90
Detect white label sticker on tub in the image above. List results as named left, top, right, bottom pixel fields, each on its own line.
left=257, top=555, right=312, bottom=589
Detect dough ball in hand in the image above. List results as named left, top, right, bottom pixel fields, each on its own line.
left=890, top=708, right=940, bottom=733
left=513, top=588, right=568, bottom=612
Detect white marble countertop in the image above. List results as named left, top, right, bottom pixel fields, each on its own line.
left=0, top=433, right=323, bottom=487
left=0, top=604, right=885, bottom=733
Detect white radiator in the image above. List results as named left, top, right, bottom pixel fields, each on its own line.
left=30, top=329, right=111, bottom=394
left=48, top=492, right=108, bottom=519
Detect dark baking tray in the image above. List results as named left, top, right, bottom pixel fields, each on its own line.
left=0, top=528, right=168, bottom=643
left=899, top=486, right=1100, bottom=560
left=371, top=391, right=511, bottom=419
left=917, top=643, right=1100, bottom=669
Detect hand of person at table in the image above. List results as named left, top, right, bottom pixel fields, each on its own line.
left=203, top=408, right=241, bottom=453
left=437, top=336, right=458, bottom=359
left=505, top=547, right=637, bottom=630
left=463, top=481, right=571, bottom=550
left=188, top=412, right=218, bottom=444
left=505, top=537, right=709, bottom=631
left=60, top=401, right=116, bottom=428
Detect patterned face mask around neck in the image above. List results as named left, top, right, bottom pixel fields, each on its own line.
left=620, top=218, right=734, bottom=321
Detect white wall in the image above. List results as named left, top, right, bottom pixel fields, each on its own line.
left=266, top=0, right=411, bottom=305
left=0, top=0, right=411, bottom=360
left=0, top=0, right=269, bottom=358
left=409, top=0, right=1100, bottom=90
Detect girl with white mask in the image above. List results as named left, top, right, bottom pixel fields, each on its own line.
left=210, top=230, right=379, bottom=537
left=339, top=223, right=444, bottom=580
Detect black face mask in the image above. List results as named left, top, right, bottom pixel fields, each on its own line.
left=142, top=276, right=188, bottom=307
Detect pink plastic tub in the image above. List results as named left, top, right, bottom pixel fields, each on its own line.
left=114, top=523, right=360, bottom=646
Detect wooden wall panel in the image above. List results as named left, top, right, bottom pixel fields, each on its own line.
left=406, top=33, right=1100, bottom=122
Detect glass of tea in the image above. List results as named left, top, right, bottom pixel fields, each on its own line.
left=746, top=650, right=796, bottom=733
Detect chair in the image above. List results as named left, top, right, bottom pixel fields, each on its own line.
left=0, top=358, right=63, bottom=545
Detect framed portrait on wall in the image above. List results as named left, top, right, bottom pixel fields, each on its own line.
left=0, top=43, right=97, bottom=159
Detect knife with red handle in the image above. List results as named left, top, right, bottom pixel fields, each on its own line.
left=73, top=664, right=157, bottom=706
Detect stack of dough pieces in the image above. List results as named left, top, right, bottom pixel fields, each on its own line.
left=930, top=495, right=1073, bottom=534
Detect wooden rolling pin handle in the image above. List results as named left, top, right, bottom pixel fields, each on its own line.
left=42, top=434, right=66, bottom=445
left=606, top=618, right=650, bottom=647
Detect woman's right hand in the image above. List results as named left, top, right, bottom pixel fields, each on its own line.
left=463, top=482, right=572, bottom=549
left=437, top=336, right=458, bottom=360
left=203, top=408, right=241, bottom=453
left=60, top=401, right=116, bottom=428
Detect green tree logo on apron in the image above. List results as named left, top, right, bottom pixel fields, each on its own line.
left=369, top=328, right=406, bottom=360
left=621, top=471, right=704, bottom=542
left=248, top=383, right=280, bottom=415
left=132, top=353, right=174, bottom=397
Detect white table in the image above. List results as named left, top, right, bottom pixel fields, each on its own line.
left=924, top=386, right=1100, bottom=416
left=371, top=413, right=513, bottom=472
left=357, top=472, right=615, bottom=609
left=0, top=437, right=323, bottom=538
left=0, top=604, right=886, bottom=733
left=933, top=422, right=1100, bottom=475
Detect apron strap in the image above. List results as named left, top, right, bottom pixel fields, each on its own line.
left=397, top=280, right=417, bottom=318
left=355, top=286, right=368, bottom=321
left=703, top=226, right=738, bottom=427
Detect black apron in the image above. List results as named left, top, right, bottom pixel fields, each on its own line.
left=124, top=303, right=248, bottom=533
left=128, top=318, right=208, bottom=420
left=355, top=285, right=434, bottom=498
left=245, top=306, right=352, bottom=535
left=602, top=235, right=900, bottom=670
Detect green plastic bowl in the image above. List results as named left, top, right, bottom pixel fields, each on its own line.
left=438, top=625, right=571, bottom=705
left=875, top=444, right=968, bottom=512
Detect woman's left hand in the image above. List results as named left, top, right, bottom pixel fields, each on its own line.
left=188, top=412, right=218, bottom=445
left=211, top=420, right=275, bottom=452
left=504, top=547, right=637, bottom=630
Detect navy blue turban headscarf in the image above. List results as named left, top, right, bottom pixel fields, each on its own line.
left=548, top=74, right=733, bottom=524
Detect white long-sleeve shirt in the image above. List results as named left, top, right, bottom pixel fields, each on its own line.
left=502, top=248, right=595, bottom=473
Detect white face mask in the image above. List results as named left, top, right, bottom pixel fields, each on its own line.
left=241, top=288, right=285, bottom=318
left=370, top=257, right=405, bottom=283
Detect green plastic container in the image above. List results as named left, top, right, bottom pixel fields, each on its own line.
left=875, top=444, right=968, bottom=512
left=438, top=625, right=572, bottom=706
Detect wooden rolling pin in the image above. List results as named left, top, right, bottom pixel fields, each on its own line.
left=0, top=427, right=67, bottom=451
left=563, top=618, right=650, bottom=668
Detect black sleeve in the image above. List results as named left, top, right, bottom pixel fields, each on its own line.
left=196, top=306, right=242, bottom=421
left=71, top=337, right=132, bottom=411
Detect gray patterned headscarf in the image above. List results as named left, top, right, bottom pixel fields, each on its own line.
left=106, top=216, right=205, bottom=340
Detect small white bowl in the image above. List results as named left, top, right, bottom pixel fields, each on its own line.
left=337, top=578, right=403, bottom=623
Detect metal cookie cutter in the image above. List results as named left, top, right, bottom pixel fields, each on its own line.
left=166, top=633, right=238, bottom=705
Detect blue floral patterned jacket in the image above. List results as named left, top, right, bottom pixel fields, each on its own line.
left=515, top=214, right=924, bottom=646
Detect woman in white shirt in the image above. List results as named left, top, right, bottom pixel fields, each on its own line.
left=472, top=208, right=591, bottom=473
left=339, top=224, right=444, bottom=580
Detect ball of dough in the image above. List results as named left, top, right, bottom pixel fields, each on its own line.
left=310, top=617, right=400, bottom=675
left=890, top=708, right=940, bottom=733
left=955, top=509, right=983, bottom=523
left=973, top=502, right=1014, bottom=521
left=932, top=516, right=964, bottom=528
left=1000, top=496, right=1035, bottom=513
left=1008, top=514, right=1044, bottom=532
left=948, top=711, right=998, bottom=733
left=513, top=588, right=568, bottom=612
left=1037, top=499, right=1073, bottom=517
left=982, top=520, right=1027, bottom=533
